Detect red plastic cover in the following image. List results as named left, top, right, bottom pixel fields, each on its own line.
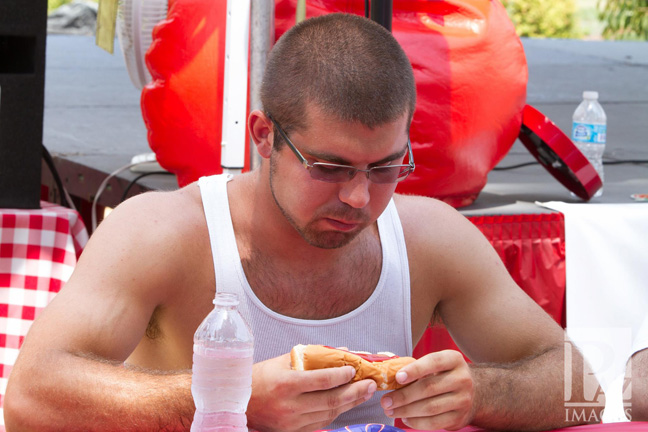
left=518, top=105, right=603, bottom=201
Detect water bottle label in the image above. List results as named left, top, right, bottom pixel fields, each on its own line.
left=572, top=122, right=606, bottom=144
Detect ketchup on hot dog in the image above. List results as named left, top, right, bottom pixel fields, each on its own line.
left=323, top=346, right=398, bottom=363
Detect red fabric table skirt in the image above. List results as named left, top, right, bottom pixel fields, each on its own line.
left=414, top=212, right=566, bottom=358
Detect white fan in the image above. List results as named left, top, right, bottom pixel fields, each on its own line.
left=116, top=0, right=169, bottom=90
left=115, top=0, right=168, bottom=173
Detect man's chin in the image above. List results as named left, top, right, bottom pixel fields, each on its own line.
left=300, top=229, right=361, bottom=250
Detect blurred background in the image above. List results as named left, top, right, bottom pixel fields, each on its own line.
left=47, top=0, right=648, bottom=40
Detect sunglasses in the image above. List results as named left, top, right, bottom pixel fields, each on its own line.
left=267, top=114, right=415, bottom=184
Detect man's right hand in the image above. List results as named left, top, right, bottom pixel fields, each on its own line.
left=247, top=353, right=378, bottom=432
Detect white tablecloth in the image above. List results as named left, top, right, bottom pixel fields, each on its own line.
left=539, top=202, right=648, bottom=422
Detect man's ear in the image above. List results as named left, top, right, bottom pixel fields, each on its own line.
left=248, top=110, right=273, bottom=159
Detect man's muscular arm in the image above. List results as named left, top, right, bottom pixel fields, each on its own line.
left=385, top=343, right=597, bottom=431
left=4, top=190, right=203, bottom=431
left=6, top=351, right=194, bottom=431
left=389, top=195, right=601, bottom=431
left=469, top=342, right=596, bottom=431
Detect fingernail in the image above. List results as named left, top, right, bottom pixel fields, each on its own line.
left=402, top=418, right=411, bottom=427
left=346, top=366, right=356, bottom=380
left=386, top=409, right=394, bottom=416
left=365, top=382, right=377, bottom=400
left=381, top=396, right=393, bottom=409
left=396, top=371, right=408, bottom=383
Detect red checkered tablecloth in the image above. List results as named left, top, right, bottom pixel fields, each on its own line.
left=0, top=202, right=88, bottom=427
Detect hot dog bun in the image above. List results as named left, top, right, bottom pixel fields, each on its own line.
left=290, top=344, right=415, bottom=390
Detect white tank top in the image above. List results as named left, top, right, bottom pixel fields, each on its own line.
left=198, top=174, right=412, bottom=428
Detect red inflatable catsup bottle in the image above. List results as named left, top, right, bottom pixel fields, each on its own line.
left=142, top=0, right=527, bottom=207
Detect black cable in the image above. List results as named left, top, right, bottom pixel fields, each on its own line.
left=602, top=159, right=648, bottom=165
left=492, top=161, right=540, bottom=171
left=365, top=0, right=370, bottom=17
left=493, top=159, right=648, bottom=171
left=120, top=171, right=174, bottom=203
left=41, top=144, right=71, bottom=208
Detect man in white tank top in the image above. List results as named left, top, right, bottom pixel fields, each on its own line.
left=7, top=13, right=600, bottom=432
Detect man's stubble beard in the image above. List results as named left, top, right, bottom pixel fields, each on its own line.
left=268, top=153, right=370, bottom=250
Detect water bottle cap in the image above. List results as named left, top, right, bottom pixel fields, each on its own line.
left=213, top=292, right=239, bottom=306
left=583, top=91, right=599, bottom=100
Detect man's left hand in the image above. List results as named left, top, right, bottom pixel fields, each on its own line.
left=380, top=350, right=474, bottom=431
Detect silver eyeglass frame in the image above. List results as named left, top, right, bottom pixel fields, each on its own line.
left=266, top=113, right=415, bottom=184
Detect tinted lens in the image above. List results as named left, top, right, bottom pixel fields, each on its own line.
left=369, top=165, right=412, bottom=184
left=309, top=163, right=412, bottom=183
left=310, top=164, right=356, bottom=183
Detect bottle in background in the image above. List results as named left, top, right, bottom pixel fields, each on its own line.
left=191, top=292, right=254, bottom=432
left=572, top=90, right=607, bottom=197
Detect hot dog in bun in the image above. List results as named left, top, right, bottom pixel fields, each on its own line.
left=290, top=344, right=415, bottom=390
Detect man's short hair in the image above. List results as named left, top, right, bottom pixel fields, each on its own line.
left=261, top=13, right=416, bottom=139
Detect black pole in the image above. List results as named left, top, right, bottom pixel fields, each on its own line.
left=0, top=0, right=48, bottom=209
left=370, top=0, right=392, bottom=32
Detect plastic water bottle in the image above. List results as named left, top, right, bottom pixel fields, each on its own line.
left=191, top=292, right=254, bottom=432
left=572, top=91, right=607, bottom=197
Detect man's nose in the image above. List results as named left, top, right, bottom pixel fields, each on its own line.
left=338, top=172, right=371, bottom=209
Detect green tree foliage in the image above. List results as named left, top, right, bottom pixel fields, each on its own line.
left=598, top=0, right=648, bottom=39
left=48, top=0, right=73, bottom=14
left=501, top=0, right=581, bottom=38
left=48, top=0, right=98, bottom=14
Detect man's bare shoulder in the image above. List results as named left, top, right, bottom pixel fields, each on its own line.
left=92, top=183, right=208, bottom=251
left=393, top=193, right=459, bottom=219
left=105, top=182, right=204, bottom=232
left=72, top=183, right=210, bottom=301
left=391, top=193, right=506, bottom=302
left=392, top=193, right=480, bottom=253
